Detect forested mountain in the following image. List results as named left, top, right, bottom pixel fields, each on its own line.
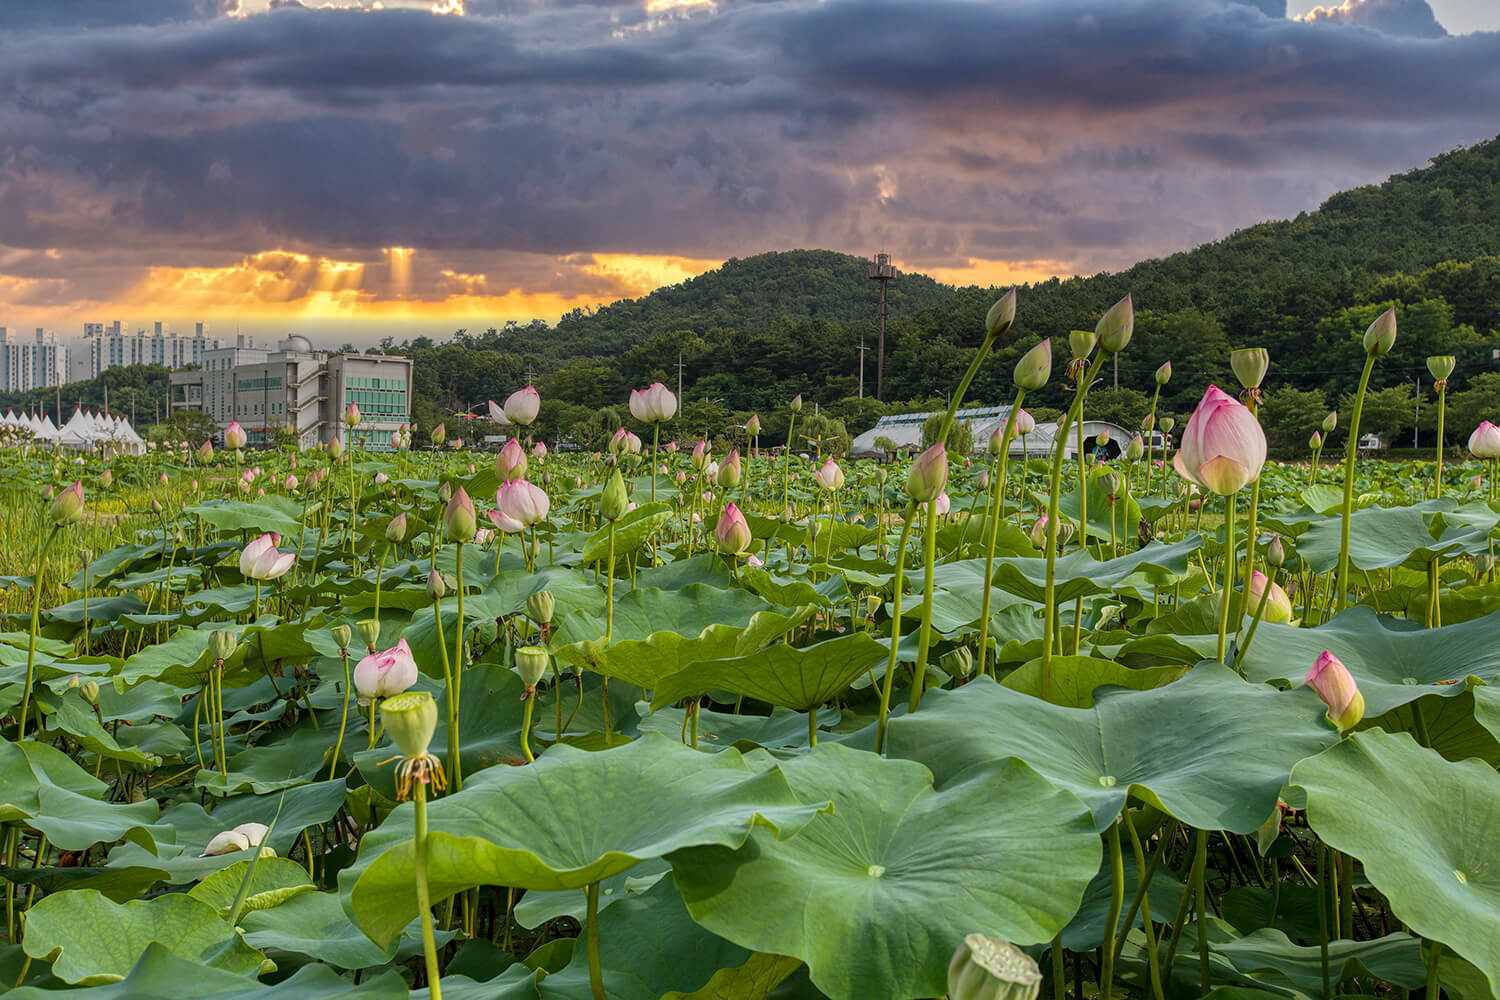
left=381, top=135, right=1500, bottom=454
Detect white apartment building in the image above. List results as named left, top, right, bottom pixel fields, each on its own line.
left=80, top=321, right=218, bottom=378
left=0, top=328, right=64, bottom=392
left=170, top=335, right=412, bottom=450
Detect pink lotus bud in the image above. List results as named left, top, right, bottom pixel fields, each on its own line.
left=1030, top=516, right=1048, bottom=549
left=100, top=469, right=113, bottom=488
left=1013, top=339, right=1051, bottom=391
left=503, top=385, right=541, bottom=426
left=1095, top=293, right=1133, bottom=353
left=907, top=443, right=948, bottom=502
left=1155, top=361, right=1172, bottom=386
left=815, top=458, right=845, bottom=492
left=239, top=532, right=294, bottom=580
left=496, top=479, right=550, bottom=526
left=1172, top=386, right=1266, bottom=495
left=444, top=486, right=477, bottom=542
left=1014, top=409, right=1036, bottom=435
left=431, top=422, right=446, bottom=446
left=285, top=474, right=299, bottom=491
left=50, top=480, right=85, bottom=526
left=474, top=527, right=494, bottom=546
left=353, top=638, right=419, bottom=699
left=1362, top=307, right=1397, bottom=356
left=933, top=492, right=951, bottom=516
left=715, top=502, right=752, bottom=555
left=1127, top=434, right=1144, bottom=461
left=692, top=439, right=710, bottom=470
left=610, top=427, right=628, bottom=455
left=532, top=441, right=548, bottom=460
left=224, top=421, right=247, bottom=450
left=1469, top=421, right=1500, bottom=459
left=665, top=440, right=679, bottom=454
left=675, top=471, right=687, bottom=484
left=496, top=438, right=528, bottom=481
left=198, top=440, right=214, bottom=462
left=746, top=414, right=761, bottom=436
left=329, top=435, right=345, bottom=459
left=345, top=402, right=362, bottom=427
left=790, top=394, right=803, bottom=413
left=1304, top=651, right=1364, bottom=734
left=717, top=450, right=742, bottom=488
left=985, top=287, right=1017, bottom=340
left=1249, top=570, right=1293, bottom=623
left=1471, top=474, right=1485, bottom=491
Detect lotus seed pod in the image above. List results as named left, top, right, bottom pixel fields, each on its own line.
left=1099, top=471, right=1121, bottom=496
left=526, top=590, right=555, bottom=626
left=1154, top=361, right=1172, bottom=386
left=1230, top=347, right=1270, bottom=390
left=1058, top=521, right=1076, bottom=545
left=1095, top=293, right=1134, bottom=353
left=939, top=646, right=974, bottom=679
left=600, top=469, right=629, bottom=522
left=1362, top=307, right=1397, bottom=356
left=1427, top=355, right=1456, bottom=381
left=865, top=594, right=883, bottom=618
left=985, top=288, right=1017, bottom=340
left=81, top=680, right=100, bottom=705
left=1161, top=416, right=1176, bottom=434
left=515, top=646, right=550, bottom=690
left=355, top=618, right=381, bottom=650
left=381, top=691, right=439, bottom=759
left=1067, top=330, right=1096, bottom=361
left=207, top=630, right=238, bottom=662
left=947, top=934, right=1043, bottom=1000
left=1475, top=552, right=1494, bottom=576
left=1322, top=411, right=1338, bottom=434
left=330, top=624, right=353, bottom=651
left=873, top=467, right=888, bottom=485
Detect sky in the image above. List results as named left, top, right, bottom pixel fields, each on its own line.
left=1, top=0, right=1498, bottom=348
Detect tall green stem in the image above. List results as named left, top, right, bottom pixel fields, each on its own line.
left=1041, top=353, right=1106, bottom=698
left=1101, top=819, right=1125, bottom=1000
left=414, top=781, right=443, bottom=1000
left=978, top=389, right=1026, bottom=673
left=1217, top=491, right=1238, bottom=664
left=450, top=544, right=465, bottom=791
left=328, top=649, right=352, bottom=780
left=1336, top=352, right=1378, bottom=612
left=875, top=503, right=918, bottom=754
left=781, top=412, right=798, bottom=509
left=1434, top=387, right=1446, bottom=499
left=1195, top=828, right=1211, bottom=995
left=586, top=882, right=606, bottom=1000
left=650, top=423, right=660, bottom=503
left=18, top=527, right=60, bottom=741
left=909, top=499, right=939, bottom=713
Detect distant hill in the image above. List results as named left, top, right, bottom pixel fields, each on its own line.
left=547, top=249, right=956, bottom=355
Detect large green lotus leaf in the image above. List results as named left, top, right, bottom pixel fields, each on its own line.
left=935, top=514, right=1035, bottom=560
left=534, top=877, right=773, bottom=1000
left=1237, top=605, right=1500, bottom=716
left=240, top=890, right=400, bottom=969
left=1055, top=469, right=1144, bottom=544
left=670, top=745, right=1100, bottom=1000
left=3, top=739, right=167, bottom=850
left=185, top=497, right=307, bottom=537
left=638, top=705, right=838, bottom=752
left=886, top=666, right=1335, bottom=833
left=1474, top=686, right=1500, bottom=746
left=1214, top=928, right=1427, bottom=995
left=0, top=736, right=42, bottom=821
left=1299, top=500, right=1500, bottom=572
left=634, top=553, right=732, bottom=591
left=0, top=864, right=165, bottom=903
left=739, top=567, right=850, bottom=609
left=46, top=694, right=162, bottom=766
left=513, top=859, right=670, bottom=929
left=341, top=734, right=830, bottom=948
left=1366, top=687, right=1500, bottom=766
left=22, top=890, right=268, bottom=985
left=1291, top=729, right=1500, bottom=993
left=189, top=857, right=317, bottom=917
left=555, top=605, right=815, bottom=690
left=7, top=942, right=407, bottom=1000
left=932, top=537, right=1203, bottom=606
left=650, top=631, right=886, bottom=712
left=196, top=726, right=337, bottom=795
left=1002, top=655, right=1188, bottom=708
left=581, top=502, right=673, bottom=566
left=552, top=583, right=776, bottom=650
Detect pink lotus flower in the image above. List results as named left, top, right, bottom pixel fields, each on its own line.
left=1248, top=570, right=1293, bottom=623
left=609, top=427, right=628, bottom=455
left=496, top=479, right=550, bottom=526
left=503, top=386, right=541, bottom=426
left=629, top=382, right=678, bottom=423
left=197, top=440, right=214, bottom=462
left=692, top=440, right=710, bottom=470
left=815, top=458, right=845, bottom=491
left=1173, top=385, right=1266, bottom=495
left=487, top=399, right=505, bottom=423
left=496, top=438, right=528, bottom=481
left=285, top=474, right=299, bottom=491
left=239, top=533, right=294, bottom=581
left=1468, top=421, right=1500, bottom=459
left=345, top=402, right=361, bottom=427
left=353, top=638, right=419, bottom=699
left=715, top=502, right=752, bottom=555
left=1304, top=651, right=1364, bottom=734
left=531, top=441, right=548, bottom=460
left=1030, top=516, right=1049, bottom=549
left=1014, top=408, right=1036, bottom=435
left=933, top=492, right=951, bottom=516
left=223, top=421, right=247, bottom=450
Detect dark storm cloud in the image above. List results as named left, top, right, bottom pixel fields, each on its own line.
left=0, top=0, right=227, bottom=29
left=0, top=0, right=1496, bottom=309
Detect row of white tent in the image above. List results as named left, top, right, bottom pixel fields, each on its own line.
left=1, top=408, right=146, bottom=454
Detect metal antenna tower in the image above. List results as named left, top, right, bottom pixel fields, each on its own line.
left=867, top=252, right=895, bottom=400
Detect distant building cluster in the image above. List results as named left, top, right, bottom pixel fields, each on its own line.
left=0, top=320, right=223, bottom=392
left=170, top=335, right=413, bottom=451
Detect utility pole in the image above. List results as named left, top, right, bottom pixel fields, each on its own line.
left=1414, top=377, right=1421, bottom=449
left=676, top=352, right=686, bottom=404
left=857, top=339, right=867, bottom=399
left=868, top=253, right=895, bottom=401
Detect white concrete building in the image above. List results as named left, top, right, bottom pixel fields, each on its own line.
left=79, top=320, right=218, bottom=378
left=0, top=328, right=64, bottom=392
left=170, top=336, right=412, bottom=450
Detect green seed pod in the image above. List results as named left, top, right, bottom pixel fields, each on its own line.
left=207, top=630, right=238, bottom=662
left=381, top=691, right=439, bottom=759
left=1230, top=347, right=1270, bottom=390
left=355, top=618, right=381, bottom=650
left=526, top=590, right=556, bottom=626
left=1067, top=330, right=1096, bottom=362
left=865, top=594, right=882, bottom=618
left=1057, top=521, right=1076, bottom=546
left=947, top=934, right=1043, bottom=1000
left=1161, top=416, right=1176, bottom=434
left=939, top=646, right=974, bottom=679
left=1427, top=355, right=1456, bottom=381
left=331, top=624, right=352, bottom=651
left=516, top=646, right=550, bottom=690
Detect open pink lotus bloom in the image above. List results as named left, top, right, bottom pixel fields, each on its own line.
left=488, top=508, right=525, bottom=533
left=1173, top=385, right=1266, bottom=495
left=353, top=638, right=420, bottom=699
left=497, top=479, right=550, bottom=526
left=239, top=533, right=294, bottom=581
left=1469, top=421, right=1500, bottom=459
left=815, top=458, right=845, bottom=491
left=503, top=386, right=541, bottom=426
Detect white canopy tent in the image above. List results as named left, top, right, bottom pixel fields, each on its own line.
left=0, top=408, right=144, bottom=454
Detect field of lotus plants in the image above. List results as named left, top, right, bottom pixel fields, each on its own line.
left=4, top=293, right=1500, bottom=1000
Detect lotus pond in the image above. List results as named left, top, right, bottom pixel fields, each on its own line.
left=2, top=301, right=1500, bottom=1000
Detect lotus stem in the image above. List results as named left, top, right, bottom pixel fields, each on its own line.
left=1101, top=818, right=1125, bottom=1000
left=328, top=646, right=352, bottom=780
left=1434, top=386, right=1446, bottom=499
left=1336, top=351, right=1377, bottom=612
left=586, top=881, right=606, bottom=1000
left=520, top=689, right=536, bottom=763
left=414, top=780, right=443, bottom=1000
left=1217, top=490, right=1238, bottom=664
left=978, top=389, right=1026, bottom=674
left=909, top=498, right=940, bottom=714
left=875, top=502, right=918, bottom=754
left=18, top=526, right=61, bottom=741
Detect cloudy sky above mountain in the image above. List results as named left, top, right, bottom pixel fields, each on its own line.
left=1, top=0, right=1496, bottom=343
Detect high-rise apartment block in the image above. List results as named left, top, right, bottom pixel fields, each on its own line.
left=0, top=328, right=64, bottom=392
left=80, top=321, right=218, bottom=378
